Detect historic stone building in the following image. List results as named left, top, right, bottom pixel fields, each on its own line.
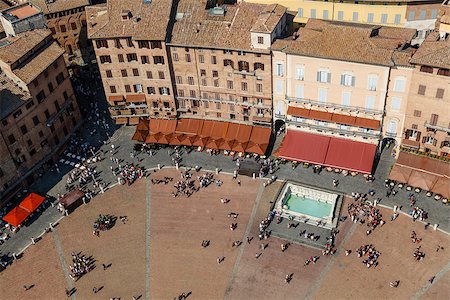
left=0, top=29, right=81, bottom=202
left=87, top=0, right=287, bottom=126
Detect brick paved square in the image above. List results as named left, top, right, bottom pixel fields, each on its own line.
left=0, top=170, right=448, bottom=300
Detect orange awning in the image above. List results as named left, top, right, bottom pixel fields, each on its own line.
left=126, top=94, right=146, bottom=102
left=157, top=133, right=173, bottom=145
left=115, top=118, right=128, bottom=125
left=206, top=138, right=224, bottom=150
left=193, top=136, right=209, bottom=147
left=129, top=117, right=139, bottom=125
left=231, top=141, right=248, bottom=153
left=108, top=95, right=124, bottom=102
left=136, top=119, right=149, bottom=131
left=132, top=130, right=148, bottom=142
left=3, top=206, right=30, bottom=227
left=331, top=114, right=356, bottom=126
left=210, top=121, right=229, bottom=139
left=19, top=193, right=45, bottom=213
left=225, top=123, right=240, bottom=141
left=355, top=117, right=380, bottom=130
left=309, top=109, right=333, bottom=122
left=200, top=120, right=215, bottom=138
left=249, top=126, right=271, bottom=145
left=169, top=133, right=185, bottom=146
left=287, top=106, right=310, bottom=118
left=235, top=124, right=253, bottom=143
left=146, top=132, right=162, bottom=144
left=401, top=139, right=420, bottom=148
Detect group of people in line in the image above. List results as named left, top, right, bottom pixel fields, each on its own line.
left=68, top=252, right=94, bottom=281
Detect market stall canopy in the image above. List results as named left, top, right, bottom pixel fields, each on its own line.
left=431, top=176, right=450, bottom=198
left=132, top=130, right=148, bottom=142
left=408, top=170, right=439, bottom=191
left=325, top=138, right=376, bottom=174
left=19, top=193, right=45, bottom=213
left=396, top=152, right=450, bottom=177
left=388, top=164, right=413, bottom=183
left=145, top=132, right=162, bottom=144
left=136, top=119, right=149, bottom=131
left=276, top=130, right=329, bottom=165
left=59, top=189, right=85, bottom=209
left=2, top=206, right=30, bottom=227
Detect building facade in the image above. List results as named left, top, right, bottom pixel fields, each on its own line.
left=86, top=0, right=176, bottom=125
left=11, top=0, right=91, bottom=65
left=87, top=0, right=287, bottom=126
left=168, top=0, right=287, bottom=126
left=0, top=29, right=81, bottom=202
left=246, top=0, right=442, bottom=43
left=272, top=20, right=416, bottom=147
left=401, top=31, right=450, bottom=157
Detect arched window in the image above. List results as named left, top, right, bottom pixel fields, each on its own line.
left=238, top=61, right=249, bottom=72
left=254, top=62, right=264, bottom=71
left=223, top=59, right=234, bottom=68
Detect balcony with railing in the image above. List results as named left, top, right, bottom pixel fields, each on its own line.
left=287, top=118, right=381, bottom=139
left=384, top=132, right=397, bottom=138
left=46, top=96, right=75, bottom=126
left=286, top=96, right=383, bottom=115
left=424, top=121, right=450, bottom=134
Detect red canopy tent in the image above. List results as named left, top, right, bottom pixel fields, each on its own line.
left=276, top=130, right=330, bottom=164
left=19, top=193, right=45, bottom=212
left=3, top=206, right=30, bottom=227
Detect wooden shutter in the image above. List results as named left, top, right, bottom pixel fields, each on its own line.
left=327, top=73, right=331, bottom=83
left=416, top=131, right=421, bottom=142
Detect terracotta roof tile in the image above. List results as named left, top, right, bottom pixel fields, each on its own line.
left=0, top=29, right=52, bottom=65
left=272, top=19, right=416, bottom=67
left=0, top=71, right=32, bottom=120
left=410, top=32, right=450, bottom=69
left=170, top=0, right=285, bottom=51
left=30, top=0, right=90, bottom=14
left=87, top=0, right=173, bottom=41
left=13, top=42, right=64, bottom=84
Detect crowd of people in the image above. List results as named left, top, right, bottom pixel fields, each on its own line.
left=93, top=214, right=115, bottom=236
left=68, top=252, right=94, bottom=281
left=118, top=163, right=145, bottom=186
left=409, top=207, right=428, bottom=222
left=348, top=193, right=384, bottom=234
left=356, top=244, right=380, bottom=268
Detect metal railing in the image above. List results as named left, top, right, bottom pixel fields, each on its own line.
left=286, top=96, right=383, bottom=115
left=424, top=121, right=450, bottom=134
left=111, top=113, right=149, bottom=118
left=287, top=118, right=381, bottom=139
left=384, top=132, right=397, bottom=138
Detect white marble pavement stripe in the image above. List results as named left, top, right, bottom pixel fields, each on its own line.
left=224, top=182, right=265, bottom=300
left=304, top=222, right=358, bottom=300
left=145, top=176, right=152, bottom=300
left=51, top=228, right=76, bottom=300
left=412, top=261, right=450, bottom=300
